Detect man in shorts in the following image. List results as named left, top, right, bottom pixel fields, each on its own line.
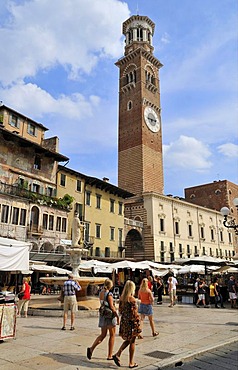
left=62, top=274, right=81, bottom=330
left=167, top=273, right=178, bottom=305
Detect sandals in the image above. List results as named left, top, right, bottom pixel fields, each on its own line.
left=137, top=334, right=143, bottom=339
left=129, top=364, right=138, bottom=369
left=87, top=347, right=92, bottom=360
left=153, top=332, right=159, bottom=337
left=112, top=354, right=121, bottom=367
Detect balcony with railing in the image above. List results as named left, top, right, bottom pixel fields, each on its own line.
left=124, top=217, right=143, bottom=228
left=0, top=182, right=72, bottom=211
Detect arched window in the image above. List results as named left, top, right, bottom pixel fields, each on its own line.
left=127, top=101, right=133, bottom=110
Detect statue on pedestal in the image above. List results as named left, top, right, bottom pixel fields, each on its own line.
left=72, top=212, right=84, bottom=248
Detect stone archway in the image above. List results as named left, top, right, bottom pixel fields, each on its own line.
left=40, top=242, right=53, bottom=253
left=55, top=245, right=65, bottom=253
left=125, top=229, right=144, bottom=259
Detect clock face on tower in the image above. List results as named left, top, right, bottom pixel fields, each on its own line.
left=144, top=106, right=160, bottom=133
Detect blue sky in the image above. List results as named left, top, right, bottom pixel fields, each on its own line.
left=0, top=0, right=237, bottom=196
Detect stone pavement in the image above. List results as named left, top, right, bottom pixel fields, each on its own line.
left=0, top=296, right=238, bottom=370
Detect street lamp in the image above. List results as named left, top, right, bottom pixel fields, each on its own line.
left=220, top=198, right=238, bottom=235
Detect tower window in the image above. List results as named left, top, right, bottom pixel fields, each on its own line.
left=126, top=70, right=136, bottom=84
left=127, top=101, right=133, bottom=110
left=137, top=28, right=143, bottom=41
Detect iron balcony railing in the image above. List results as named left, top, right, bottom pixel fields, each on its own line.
left=0, top=181, right=71, bottom=211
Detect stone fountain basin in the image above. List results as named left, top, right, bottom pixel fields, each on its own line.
left=39, top=276, right=106, bottom=298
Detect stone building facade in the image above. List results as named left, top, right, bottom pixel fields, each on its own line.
left=0, top=105, right=70, bottom=260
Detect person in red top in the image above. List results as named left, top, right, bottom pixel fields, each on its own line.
left=17, top=277, right=31, bottom=318
left=138, top=278, right=159, bottom=338
left=147, top=276, right=153, bottom=291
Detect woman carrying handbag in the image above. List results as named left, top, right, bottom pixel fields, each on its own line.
left=87, top=279, right=119, bottom=361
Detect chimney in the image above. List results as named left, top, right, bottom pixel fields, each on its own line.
left=103, top=177, right=109, bottom=182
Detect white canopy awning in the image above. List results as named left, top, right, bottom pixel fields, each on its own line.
left=177, top=264, right=220, bottom=275
left=30, top=262, right=71, bottom=275
left=0, top=237, right=30, bottom=271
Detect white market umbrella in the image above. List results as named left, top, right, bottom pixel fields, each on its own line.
left=30, top=263, right=71, bottom=275
left=213, top=266, right=238, bottom=274
left=175, top=256, right=232, bottom=265
left=79, top=260, right=113, bottom=273
left=177, top=264, right=219, bottom=275
left=109, top=260, right=140, bottom=271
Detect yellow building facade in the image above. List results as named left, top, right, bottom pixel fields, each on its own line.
left=57, top=166, right=133, bottom=258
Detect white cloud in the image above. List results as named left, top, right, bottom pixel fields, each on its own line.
left=1, top=83, right=100, bottom=120
left=218, top=143, right=238, bottom=158
left=0, top=0, right=130, bottom=86
left=163, top=99, right=238, bottom=145
left=163, top=135, right=212, bottom=171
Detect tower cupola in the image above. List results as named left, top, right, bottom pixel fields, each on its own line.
left=122, top=15, right=155, bottom=55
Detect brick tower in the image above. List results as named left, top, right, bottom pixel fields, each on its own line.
left=116, top=15, right=164, bottom=196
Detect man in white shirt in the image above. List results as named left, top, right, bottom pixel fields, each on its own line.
left=167, top=274, right=178, bottom=306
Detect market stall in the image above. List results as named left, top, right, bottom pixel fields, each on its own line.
left=0, top=237, right=30, bottom=340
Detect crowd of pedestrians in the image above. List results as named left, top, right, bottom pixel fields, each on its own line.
left=15, top=272, right=237, bottom=368
left=85, top=273, right=237, bottom=367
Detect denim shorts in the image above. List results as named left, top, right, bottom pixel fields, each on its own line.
left=138, top=303, right=153, bottom=316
